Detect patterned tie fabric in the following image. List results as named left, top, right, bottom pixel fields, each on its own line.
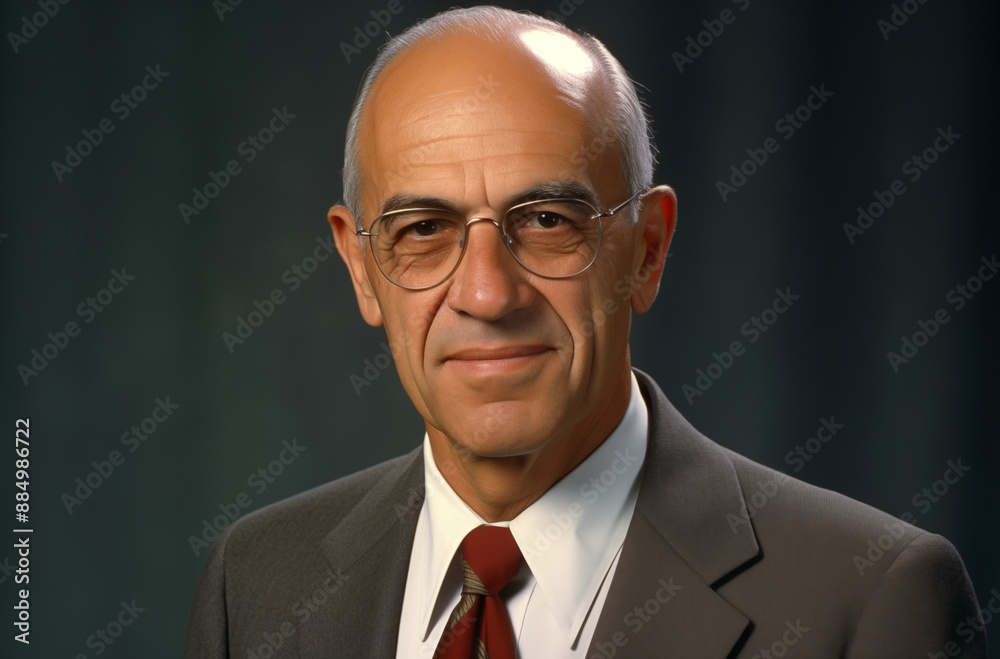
left=435, top=525, right=524, bottom=659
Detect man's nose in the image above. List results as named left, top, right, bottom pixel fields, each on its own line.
left=445, top=219, right=534, bottom=321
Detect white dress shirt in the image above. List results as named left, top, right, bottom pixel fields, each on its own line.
left=395, top=372, right=649, bottom=658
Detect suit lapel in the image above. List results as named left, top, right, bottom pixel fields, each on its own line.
left=588, top=371, right=760, bottom=658
left=302, top=447, right=425, bottom=658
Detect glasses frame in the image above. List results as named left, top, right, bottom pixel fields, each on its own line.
left=355, top=189, right=644, bottom=290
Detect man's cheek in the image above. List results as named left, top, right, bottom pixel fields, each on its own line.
left=375, top=319, right=413, bottom=376
left=584, top=279, right=627, bottom=336
left=382, top=327, right=409, bottom=367
left=578, top=306, right=609, bottom=339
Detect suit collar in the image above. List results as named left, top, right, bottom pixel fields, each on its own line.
left=632, top=369, right=760, bottom=585
left=585, top=370, right=759, bottom=658
left=313, top=447, right=425, bottom=657
left=319, top=446, right=425, bottom=571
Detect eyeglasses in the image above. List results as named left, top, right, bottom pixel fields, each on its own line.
left=356, top=190, right=642, bottom=289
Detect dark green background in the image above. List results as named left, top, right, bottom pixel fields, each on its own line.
left=2, top=0, right=998, bottom=656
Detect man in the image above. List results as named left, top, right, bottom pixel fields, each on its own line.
left=185, top=6, right=986, bottom=658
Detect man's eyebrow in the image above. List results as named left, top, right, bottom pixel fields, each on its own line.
left=507, top=181, right=601, bottom=208
left=378, top=182, right=601, bottom=217
left=379, top=195, right=460, bottom=216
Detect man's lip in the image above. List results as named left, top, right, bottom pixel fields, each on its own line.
left=443, top=345, right=552, bottom=362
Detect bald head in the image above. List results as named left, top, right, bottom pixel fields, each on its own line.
left=341, top=6, right=654, bottom=223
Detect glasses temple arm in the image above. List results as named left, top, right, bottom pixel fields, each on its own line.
left=600, top=189, right=644, bottom=218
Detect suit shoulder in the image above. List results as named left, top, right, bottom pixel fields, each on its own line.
left=724, top=448, right=923, bottom=546
left=186, top=448, right=424, bottom=655
left=721, top=448, right=977, bottom=596
left=220, top=447, right=423, bottom=554
left=713, top=448, right=984, bottom=655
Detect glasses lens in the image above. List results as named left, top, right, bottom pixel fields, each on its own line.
left=367, top=199, right=604, bottom=288
left=503, top=199, right=601, bottom=278
left=370, top=209, right=466, bottom=288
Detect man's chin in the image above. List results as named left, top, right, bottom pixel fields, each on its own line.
left=447, top=434, right=554, bottom=461
left=431, top=400, right=567, bottom=459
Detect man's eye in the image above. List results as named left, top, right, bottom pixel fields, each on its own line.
left=390, top=218, right=450, bottom=240
left=525, top=211, right=567, bottom=229
left=411, top=220, right=439, bottom=236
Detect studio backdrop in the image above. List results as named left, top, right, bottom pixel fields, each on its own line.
left=2, top=0, right=997, bottom=656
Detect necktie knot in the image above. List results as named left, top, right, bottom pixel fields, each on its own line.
left=461, top=525, right=523, bottom=596
left=436, top=525, right=522, bottom=658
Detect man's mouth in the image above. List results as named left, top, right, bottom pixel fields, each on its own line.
left=442, top=345, right=553, bottom=376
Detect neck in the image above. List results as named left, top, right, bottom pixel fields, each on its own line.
left=428, top=369, right=633, bottom=522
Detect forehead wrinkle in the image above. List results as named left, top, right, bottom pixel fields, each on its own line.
left=396, top=91, right=590, bottom=134
left=395, top=126, right=583, bottom=153
left=397, top=144, right=583, bottom=164
left=386, top=114, right=592, bottom=174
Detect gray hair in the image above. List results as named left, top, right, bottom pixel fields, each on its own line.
left=341, top=6, right=656, bottom=226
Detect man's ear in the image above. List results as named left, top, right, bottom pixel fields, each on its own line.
left=630, top=185, right=677, bottom=314
left=328, top=205, right=384, bottom=327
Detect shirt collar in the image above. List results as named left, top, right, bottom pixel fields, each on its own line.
left=415, top=372, right=649, bottom=644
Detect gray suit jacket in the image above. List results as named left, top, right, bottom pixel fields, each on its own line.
left=185, top=370, right=987, bottom=658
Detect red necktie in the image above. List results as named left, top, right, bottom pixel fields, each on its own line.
left=435, top=525, right=523, bottom=659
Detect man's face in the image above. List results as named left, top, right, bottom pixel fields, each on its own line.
left=332, top=29, right=672, bottom=460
